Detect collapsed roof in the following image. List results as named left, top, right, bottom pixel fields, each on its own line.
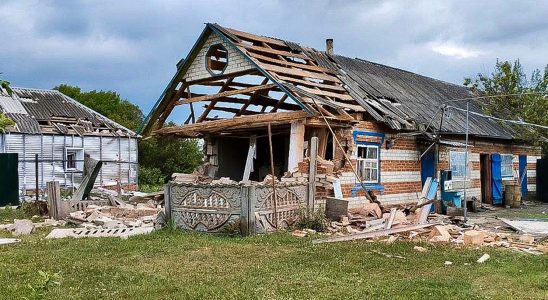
left=0, top=87, right=135, bottom=136
left=141, top=23, right=514, bottom=139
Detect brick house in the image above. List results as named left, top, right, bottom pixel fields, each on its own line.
left=141, top=23, right=541, bottom=208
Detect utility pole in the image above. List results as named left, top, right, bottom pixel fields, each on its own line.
left=463, top=100, right=470, bottom=222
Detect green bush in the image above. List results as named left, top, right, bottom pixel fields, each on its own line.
left=138, top=167, right=164, bottom=186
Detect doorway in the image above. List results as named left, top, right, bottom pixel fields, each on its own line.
left=480, top=154, right=491, bottom=204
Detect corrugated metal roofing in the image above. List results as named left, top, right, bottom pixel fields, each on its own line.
left=0, top=87, right=135, bottom=136
left=210, top=24, right=515, bottom=139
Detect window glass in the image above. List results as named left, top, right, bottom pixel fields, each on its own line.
left=450, top=151, right=468, bottom=178
left=501, top=154, right=514, bottom=177
left=357, top=145, right=379, bottom=183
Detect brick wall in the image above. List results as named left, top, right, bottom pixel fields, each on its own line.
left=332, top=121, right=541, bottom=205
left=183, top=32, right=255, bottom=82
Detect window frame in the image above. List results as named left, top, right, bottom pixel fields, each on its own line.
left=356, top=144, right=380, bottom=184
left=500, top=154, right=514, bottom=178
left=65, top=147, right=84, bottom=172
left=449, top=150, right=470, bottom=179
left=205, top=43, right=228, bottom=76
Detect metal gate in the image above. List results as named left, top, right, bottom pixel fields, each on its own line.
left=0, top=153, right=19, bottom=206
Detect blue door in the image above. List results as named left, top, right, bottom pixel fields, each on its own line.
left=421, top=151, right=435, bottom=186
left=491, top=153, right=503, bottom=205
left=519, top=155, right=527, bottom=199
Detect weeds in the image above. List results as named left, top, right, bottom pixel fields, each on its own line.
left=294, top=207, right=326, bottom=232
left=23, top=271, right=61, bottom=300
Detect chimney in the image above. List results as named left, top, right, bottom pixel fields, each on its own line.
left=326, top=39, right=334, bottom=55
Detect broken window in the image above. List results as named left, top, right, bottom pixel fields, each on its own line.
left=205, top=44, right=228, bottom=75
left=65, top=148, right=84, bottom=172
left=357, top=145, right=379, bottom=183
left=501, top=154, right=514, bottom=177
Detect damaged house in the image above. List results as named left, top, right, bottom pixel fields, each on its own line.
left=141, top=24, right=541, bottom=232
left=0, top=87, right=138, bottom=201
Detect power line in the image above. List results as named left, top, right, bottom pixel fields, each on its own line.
left=445, top=105, right=548, bottom=130
left=442, top=91, right=548, bottom=104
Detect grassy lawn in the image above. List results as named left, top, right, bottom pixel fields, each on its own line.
left=1, top=228, right=546, bottom=300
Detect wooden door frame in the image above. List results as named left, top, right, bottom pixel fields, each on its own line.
left=480, top=154, right=492, bottom=204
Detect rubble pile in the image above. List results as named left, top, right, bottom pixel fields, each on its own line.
left=0, top=218, right=65, bottom=235
left=66, top=201, right=162, bottom=230
left=299, top=201, right=547, bottom=255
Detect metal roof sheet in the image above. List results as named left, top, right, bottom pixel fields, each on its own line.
left=0, top=87, right=136, bottom=136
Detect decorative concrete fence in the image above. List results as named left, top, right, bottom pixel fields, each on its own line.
left=165, top=181, right=308, bottom=235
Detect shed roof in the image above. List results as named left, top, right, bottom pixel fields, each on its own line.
left=0, top=87, right=135, bottom=136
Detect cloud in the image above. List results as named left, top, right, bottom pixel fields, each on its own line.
left=0, top=0, right=545, bottom=119
left=431, top=42, right=486, bottom=59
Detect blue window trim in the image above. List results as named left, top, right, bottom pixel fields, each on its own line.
left=352, top=130, right=385, bottom=196
left=352, top=183, right=385, bottom=197
left=353, top=131, right=385, bottom=145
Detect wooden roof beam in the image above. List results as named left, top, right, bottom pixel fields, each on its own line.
left=177, top=83, right=277, bottom=105
left=154, top=111, right=311, bottom=136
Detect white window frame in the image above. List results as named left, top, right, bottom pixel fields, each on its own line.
left=65, top=147, right=84, bottom=172
left=356, top=144, right=379, bottom=183
left=501, top=154, right=514, bottom=178
left=449, top=150, right=470, bottom=179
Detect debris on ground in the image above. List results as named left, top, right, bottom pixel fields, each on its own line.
left=0, top=238, right=21, bottom=245
left=444, top=261, right=453, bottom=266
left=413, top=246, right=428, bottom=252
left=477, top=253, right=490, bottom=263
left=307, top=180, right=548, bottom=254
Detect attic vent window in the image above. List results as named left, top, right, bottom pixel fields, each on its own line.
left=206, top=44, right=228, bottom=76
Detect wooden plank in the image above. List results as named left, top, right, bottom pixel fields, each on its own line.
left=236, top=78, right=269, bottom=116
left=298, top=86, right=353, bottom=101
left=227, top=28, right=288, bottom=47
left=250, top=52, right=337, bottom=74
left=179, top=84, right=277, bottom=105
left=275, top=74, right=347, bottom=92
left=260, top=62, right=340, bottom=83
left=240, top=43, right=308, bottom=59
left=307, top=137, right=318, bottom=212
left=312, top=223, right=438, bottom=244
left=197, top=77, right=234, bottom=122
left=267, top=123, right=278, bottom=228
left=154, top=111, right=310, bottom=135
left=209, top=105, right=258, bottom=115
left=288, top=120, right=305, bottom=171
left=242, top=136, right=257, bottom=181
left=385, top=208, right=397, bottom=229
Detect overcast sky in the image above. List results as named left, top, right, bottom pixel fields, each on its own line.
left=1, top=0, right=546, bottom=115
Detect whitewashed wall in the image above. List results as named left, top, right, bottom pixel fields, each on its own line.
left=0, top=133, right=138, bottom=192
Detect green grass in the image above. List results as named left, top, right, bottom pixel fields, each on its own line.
left=1, top=229, right=546, bottom=300
left=0, top=206, right=27, bottom=223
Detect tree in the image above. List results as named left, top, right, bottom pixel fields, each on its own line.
left=0, top=113, right=15, bottom=132
left=55, top=84, right=203, bottom=186
left=0, top=74, right=15, bottom=131
left=0, top=73, right=13, bottom=96
left=464, top=60, right=548, bottom=150
left=54, top=84, right=144, bottom=131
